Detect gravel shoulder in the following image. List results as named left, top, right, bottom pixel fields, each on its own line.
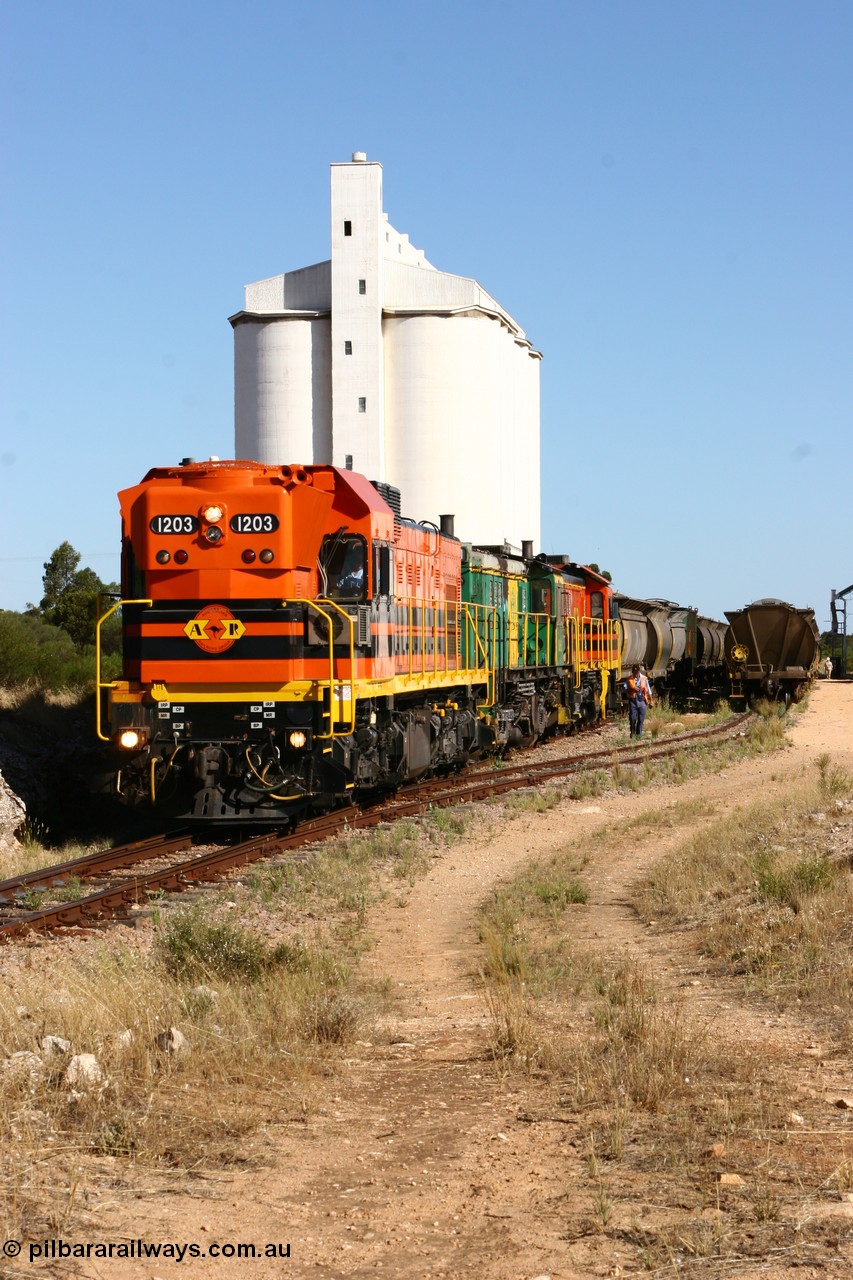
left=67, top=684, right=853, bottom=1279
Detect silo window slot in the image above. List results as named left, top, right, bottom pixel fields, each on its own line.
left=358, top=397, right=367, bottom=413
left=344, top=340, right=353, bottom=355
left=344, top=220, right=352, bottom=236
left=358, top=279, right=366, bottom=295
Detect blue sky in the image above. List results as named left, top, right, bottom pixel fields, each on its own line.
left=2, top=0, right=851, bottom=626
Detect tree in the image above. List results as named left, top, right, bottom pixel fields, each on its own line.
left=587, top=563, right=612, bottom=581
left=39, top=543, right=118, bottom=649
left=41, top=542, right=83, bottom=614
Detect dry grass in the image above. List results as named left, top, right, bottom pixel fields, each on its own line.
left=476, top=748, right=853, bottom=1272
left=504, top=785, right=563, bottom=814
left=0, top=803, right=490, bottom=1239
left=0, top=704, right=812, bottom=1257
left=477, top=946, right=843, bottom=1271
left=0, top=685, right=88, bottom=714
left=641, top=697, right=735, bottom=741
left=634, top=755, right=853, bottom=1017
left=572, top=703, right=788, bottom=804
left=0, top=909, right=373, bottom=1238
left=480, top=925, right=536, bottom=1068
left=480, top=869, right=715, bottom=1108
left=0, top=834, right=106, bottom=882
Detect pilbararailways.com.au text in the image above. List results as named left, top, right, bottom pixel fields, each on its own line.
left=9, top=1239, right=291, bottom=1263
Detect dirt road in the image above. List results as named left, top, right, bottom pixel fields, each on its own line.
left=80, top=684, right=853, bottom=1279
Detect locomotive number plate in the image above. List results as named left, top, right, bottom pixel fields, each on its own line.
left=229, top=513, right=280, bottom=533
left=149, top=515, right=199, bottom=534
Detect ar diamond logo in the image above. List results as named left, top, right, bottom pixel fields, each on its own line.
left=184, top=605, right=246, bottom=653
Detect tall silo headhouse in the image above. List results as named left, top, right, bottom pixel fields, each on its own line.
left=230, top=153, right=541, bottom=550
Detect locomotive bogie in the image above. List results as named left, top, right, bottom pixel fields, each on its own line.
left=109, top=683, right=487, bottom=821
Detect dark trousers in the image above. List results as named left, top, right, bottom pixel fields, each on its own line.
left=629, top=697, right=647, bottom=737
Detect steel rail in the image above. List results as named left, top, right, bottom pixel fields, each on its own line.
left=0, top=713, right=752, bottom=942
left=0, top=831, right=290, bottom=940
left=365, top=712, right=753, bottom=814
left=412, top=710, right=752, bottom=798
left=0, top=831, right=195, bottom=901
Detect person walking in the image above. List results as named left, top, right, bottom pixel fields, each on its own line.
left=823, top=656, right=833, bottom=679
left=628, top=663, right=653, bottom=738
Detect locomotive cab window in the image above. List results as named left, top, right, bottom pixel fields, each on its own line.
left=590, top=591, right=604, bottom=619
left=322, top=534, right=367, bottom=600
left=374, top=543, right=391, bottom=598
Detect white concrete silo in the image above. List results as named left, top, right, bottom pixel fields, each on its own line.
left=384, top=312, right=539, bottom=545
left=230, top=155, right=541, bottom=549
left=234, top=315, right=331, bottom=464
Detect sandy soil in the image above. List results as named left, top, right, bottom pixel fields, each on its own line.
left=58, top=685, right=853, bottom=1278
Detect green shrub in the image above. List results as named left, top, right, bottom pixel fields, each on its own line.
left=0, top=610, right=97, bottom=690
left=535, top=877, right=588, bottom=906
left=158, top=905, right=289, bottom=981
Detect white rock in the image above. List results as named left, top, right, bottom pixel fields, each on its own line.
left=0, top=768, right=26, bottom=847
left=155, top=1026, right=189, bottom=1055
left=40, top=1035, right=71, bottom=1057
left=4, top=1051, right=45, bottom=1080
left=64, top=1054, right=104, bottom=1087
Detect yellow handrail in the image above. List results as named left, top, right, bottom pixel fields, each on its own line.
left=585, top=617, right=621, bottom=671
left=517, top=610, right=550, bottom=667
left=283, top=598, right=356, bottom=738
left=396, top=597, right=495, bottom=684
left=568, top=615, right=581, bottom=686
left=95, top=595, right=153, bottom=741
left=460, top=603, right=497, bottom=708
left=444, top=600, right=461, bottom=672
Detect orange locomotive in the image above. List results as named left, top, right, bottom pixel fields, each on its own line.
left=98, top=459, right=620, bottom=822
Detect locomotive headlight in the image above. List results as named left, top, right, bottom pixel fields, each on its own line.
left=119, top=728, right=143, bottom=750
left=204, top=525, right=223, bottom=543
left=202, top=504, right=224, bottom=522
left=156, top=550, right=171, bottom=565
left=288, top=730, right=307, bottom=750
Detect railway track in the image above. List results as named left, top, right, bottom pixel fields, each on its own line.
left=0, top=713, right=751, bottom=943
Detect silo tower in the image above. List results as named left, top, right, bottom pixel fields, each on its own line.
left=230, top=154, right=542, bottom=550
